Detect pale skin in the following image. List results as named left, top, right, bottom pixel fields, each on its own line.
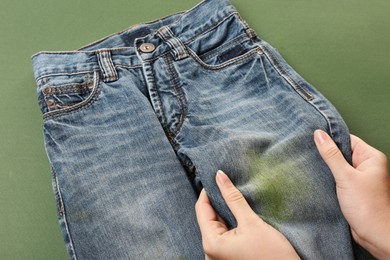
left=195, top=130, right=390, bottom=259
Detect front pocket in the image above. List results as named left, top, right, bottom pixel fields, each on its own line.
left=40, top=71, right=102, bottom=119
left=187, top=45, right=262, bottom=71
left=183, top=12, right=262, bottom=71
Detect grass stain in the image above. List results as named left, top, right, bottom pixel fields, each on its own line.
left=246, top=150, right=313, bottom=222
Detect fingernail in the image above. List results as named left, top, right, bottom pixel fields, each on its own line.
left=314, top=130, right=328, bottom=145
left=216, top=170, right=229, bottom=186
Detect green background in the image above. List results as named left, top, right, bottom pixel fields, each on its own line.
left=1, top=0, right=389, bottom=259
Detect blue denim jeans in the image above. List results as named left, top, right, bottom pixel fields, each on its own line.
left=32, top=0, right=362, bottom=259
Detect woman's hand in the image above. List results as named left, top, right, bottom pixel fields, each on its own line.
left=195, top=170, right=300, bottom=260
left=314, top=130, right=390, bottom=259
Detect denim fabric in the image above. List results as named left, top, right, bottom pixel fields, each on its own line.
left=32, top=0, right=362, bottom=259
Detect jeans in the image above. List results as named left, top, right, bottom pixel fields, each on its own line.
left=32, top=0, right=361, bottom=259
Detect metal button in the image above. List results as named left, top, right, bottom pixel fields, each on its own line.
left=43, top=87, right=52, bottom=95
left=139, top=43, right=155, bottom=53
left=46, top=100, right=55, bottom=106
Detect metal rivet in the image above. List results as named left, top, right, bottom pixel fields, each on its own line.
left=87, top=83, right=94, bottom=91
left=139, top=43, right=155, bottom=53
left=43, top=87, right=52, bottom=95
left=46, top=100, right=55, bottom=106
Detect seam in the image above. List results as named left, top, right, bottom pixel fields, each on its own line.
left=36, top=70, right=96, bottom=83
left=146, top=62, right=168, bottom=131
left=51, top=168, right=78, bottom=260
left=36, top=64, right=143, bottom=82
left=102, top=50, right=118, bottom=81
left=260, top=44, right=314, bottom=101
left=163, top=53, right=188, bottom=138
left=51, top=168, right=65, bottom=219
left=115, top=64, right=142, bottom=69
left=32, top=47, right=137, bottom=59
left=97, top=51, right=107, bottom=80
left=107, top=53, right=117, bottom=80
left=187, top=46, right=260, bottom=71
left=43, top=71, right=101, bottom=120
left=260, top=43, right=339, bottom=136
left=105, top=51, right=116, bottom=81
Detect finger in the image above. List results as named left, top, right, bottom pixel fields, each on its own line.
left=350, top=134, right=388, bottom=169
left=215, top=170, right=256, bottom=223
left=196, top=189, right=226, bottom=224
left=350, top=134, right=362, bottom=153
left=350, top=134, right=371, bottom=168
left=314, top=130, right=353, bottom=181
left=195, top=189, right=228, bottom=238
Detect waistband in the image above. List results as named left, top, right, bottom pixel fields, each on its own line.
left=32, top=0, right=241, bottom=82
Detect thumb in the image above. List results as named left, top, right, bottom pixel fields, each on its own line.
left=314, top=130, right=353, bottom=182
left=215, top=170, right=257, bottom=224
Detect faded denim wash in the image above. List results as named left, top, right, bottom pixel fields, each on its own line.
left=32, top=0, right=364, bottom=259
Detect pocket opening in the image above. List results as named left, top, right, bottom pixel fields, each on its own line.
left=186, top=45, right=261, bottom=71
left=41, top=71, right=101, bottom=119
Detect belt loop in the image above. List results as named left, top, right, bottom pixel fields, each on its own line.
left=237, top=14, right=258, bottom=40
left=157, top=26, right=188, bottom=60
left=96, top=49, right=118, bottom=82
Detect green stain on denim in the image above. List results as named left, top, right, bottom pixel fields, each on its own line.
left=246, top=150, right=313, bottom=222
